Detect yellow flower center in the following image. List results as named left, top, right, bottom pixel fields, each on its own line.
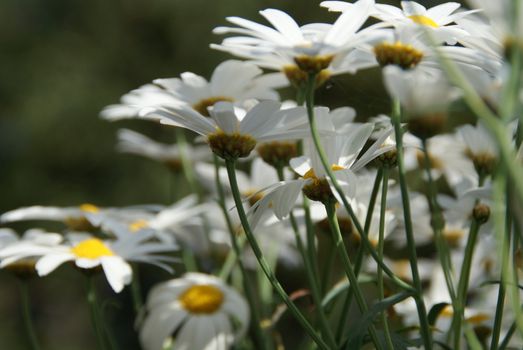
left=193, top=96, right=234, bottom=117
left=207, top=130, right=256, bottom=160
left=179, top=284, right=224, bottom=314
left=443, top=229, right=465, bottom=248
left=408, top=15, right=439, bottom=28
left=80, top=203, right=100, bottom=213
left=71, top=238, right=114, bottom=259
left=466, top=313, right=490, bottom=325
left=374, top=41, right=424, bottom=70
left=129, top=219, right=149, bottom=232
left=303, top=164, right=345, bottom=180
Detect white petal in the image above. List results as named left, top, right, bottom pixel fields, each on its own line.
left=210, top=102, right=239, bottom=133
left=101, top=257, right=132, bottom=293
left=35, top=253, right=73, bottom=276
left=140, top=305, right=187, bottom=350
left=259, top=9, right=305, bottom=45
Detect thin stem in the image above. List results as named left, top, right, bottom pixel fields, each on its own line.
left=212, top=155, right=268, bottom=350
left=130, top=264, right=143, bottom=314
left=175, top=128, right=202, bottom=199
left=225, top=159, right=329, bottom=350
left=19, top=279, right=40, bottom=350
left=391, top=99, right=433, bottom=349
left=86, top=276, right=108, bottom=350
left=378, top=168, right=394, bottom=350
left=420, top=139, right=458, bottom=348
left=454, top=218, right=480, bottom=348
left=336, top=169, right=383, bottom=342
left=275, top=165, right=337, bottom=349
left=324, top=200, right=381, bottom=349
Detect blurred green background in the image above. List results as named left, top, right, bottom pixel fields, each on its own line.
left=0, top=0, right=461, bottom=348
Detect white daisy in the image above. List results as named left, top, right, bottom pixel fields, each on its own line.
left=248, top=116, right=392, bottom=227
left=140, top=272, right=249, bottom=350
left=101, top=60, right=285, bottom=121
left=116, top=129, right=210, bottom=171
left=212, top=0, right=387, bottom=79
left=0, top=231, right=177, bottom=293
left=144, top=100, right=308, bottom=160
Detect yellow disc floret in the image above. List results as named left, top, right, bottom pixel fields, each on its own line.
left=408, top=15, right=438, bottom=28
left=129, top=219, right=149, bottom=232
left=374, top=41, right=424, bottom=70
left=80, top=203, right=100, bottom=213
left=179, top=284, right=224, bottom=314
left=208, top=130, right=256, bottom=160
left=71, top=238, right=114, bottom=259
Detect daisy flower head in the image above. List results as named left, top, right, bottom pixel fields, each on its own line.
left=467, top=0, right=523, bottom=44
left=248, top=115, right=393, bottom=227
left=1, top=203, right=104, bottom=231
left=140, top=272, right=249, bottom=350
left=383, top=65, right=460, bottom=139
left=212, top=0, right=387, bottom=87
left=0, top=231, right=177, bottom=292
left=371, top=25, right=500, bottom=75
left=321, top=1, right=478, bottom=45
left=116, top=128, right=211, bottom=173
left=144, top=100, right=308, bottom=160
left=101, top=60, right=286, bottom=121
left=0, top=229, right=63, bottom=278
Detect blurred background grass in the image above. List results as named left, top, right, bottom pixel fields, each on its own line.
left=0, top=0, right=465, bottom=348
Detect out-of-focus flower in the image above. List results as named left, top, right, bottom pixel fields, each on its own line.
left=116, top=129, right=210, bottom=171
left=0, top=229, right=63, bottom=278
left=383, top=65, right=460, bottom=139
left=101, top=60, right=285, bottom=120
left=140, top=272, right=249, bottom=350
left=0, top=231, right=177, bottom=293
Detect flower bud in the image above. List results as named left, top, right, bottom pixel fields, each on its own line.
left=472, top=203, right=490, bottom=224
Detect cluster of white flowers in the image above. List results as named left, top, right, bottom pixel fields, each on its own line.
left=4, top=1, right=523, bottom=349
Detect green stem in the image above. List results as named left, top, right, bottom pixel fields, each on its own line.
left=276, top=165, right=337, bottom=348
left=335, top=169, right=383, bottom=342
left=324, top=200, right=381, bottom=349
left=225, top=159, right=329, bottom=350
left=130, top=264, right=143, bottom=314
left=212, top=155, right=268, bottom=350
left=176, top=128, right=202, bottom=199
left=20, top=280, right=40, bottom=350
left=391, top=99, right=433, bottom=350
left=378, top=169, right=394, bottom=350
left=86, top=276, right=108, bottom=350
left=454, top=218, right=480, bottom=347
left=420, top=139, right=459, bottom=348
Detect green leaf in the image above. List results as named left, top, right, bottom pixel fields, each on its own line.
left=342, top=291, right=413, bottom=349
left=321, top=274, right=375, bottom=308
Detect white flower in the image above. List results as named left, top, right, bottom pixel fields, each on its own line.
left=101, top=60, right=285, bottom=121
left=145, top=100, right=308, bottom=159
left=140, top=272, right=249, bottom=350
left=212, top=0, right=386, bottom=76
left=467, top=0, right=523, bottom=41
left=372, top=26, right=500, bottom=74
left=116, top=129, right=210, bottom=167
left=322, top=1, right=478, bottom=44
left=248, top=115, right=392, bottom=227
left=383, top=65, right=460, bottom=117
left=0, top=231, right=177, bottom=292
